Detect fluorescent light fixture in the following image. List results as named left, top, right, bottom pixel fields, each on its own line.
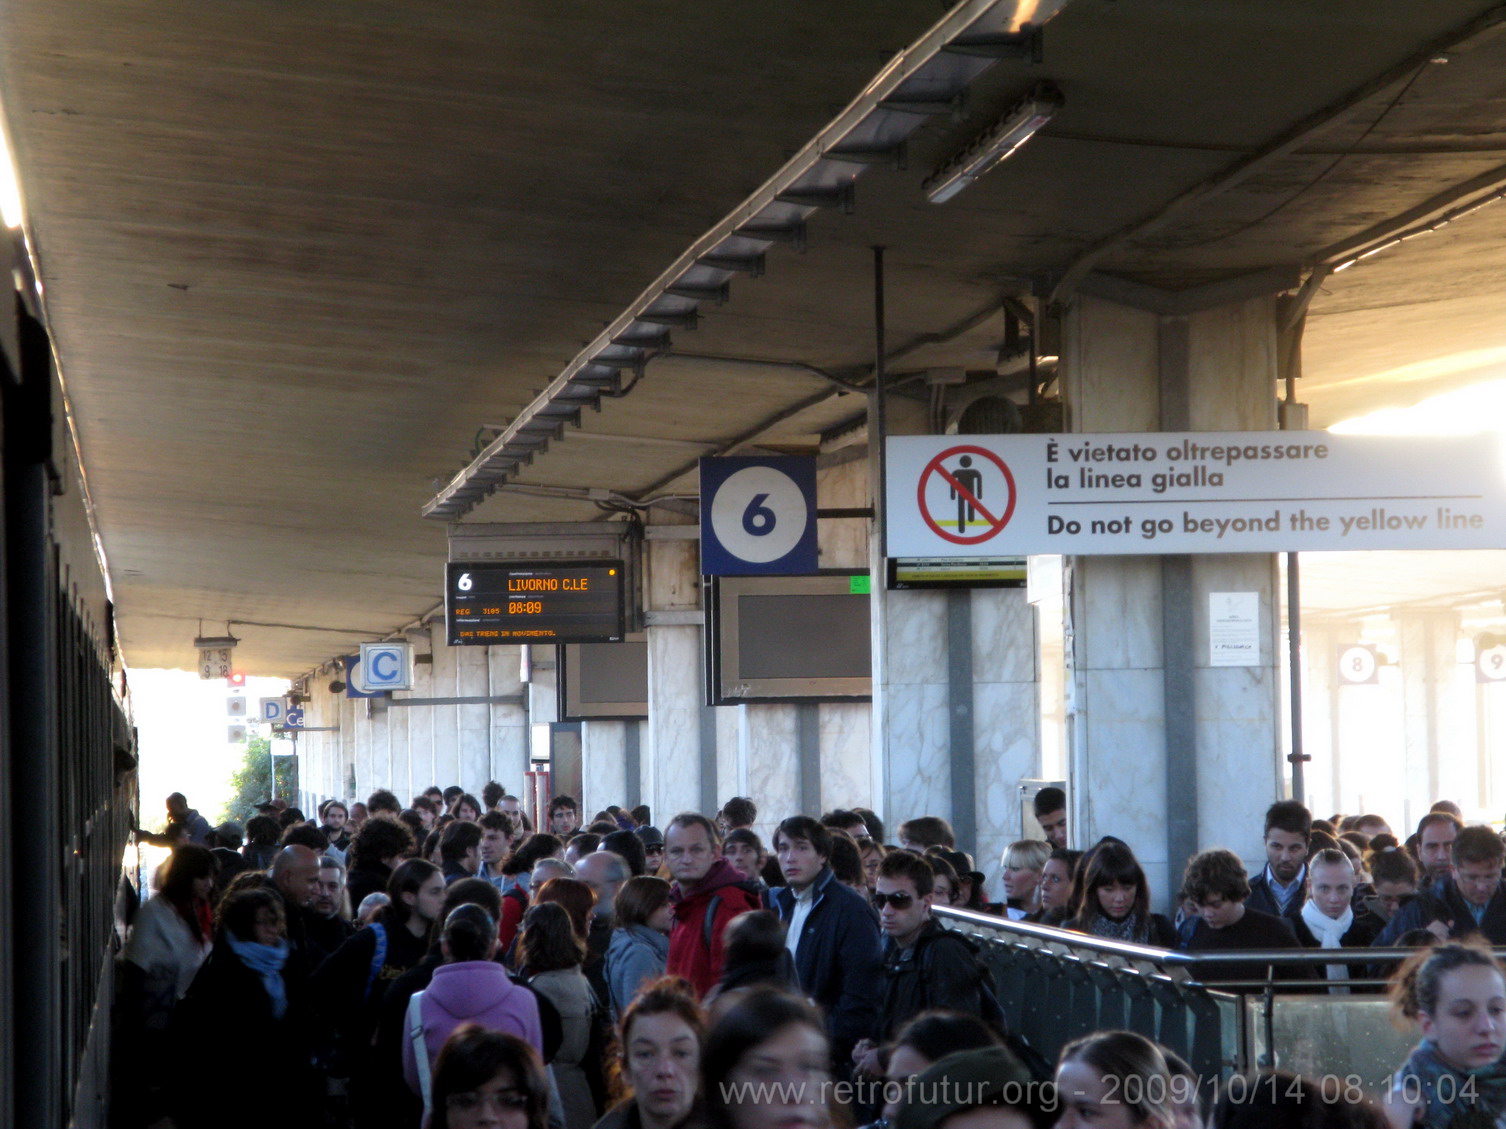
left=924, top=82, right=1063, bottom=204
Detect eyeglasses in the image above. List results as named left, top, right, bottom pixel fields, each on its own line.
left=446, top=1089, right=530, bottom=1114
left=871, top=891, right=916, bottom=909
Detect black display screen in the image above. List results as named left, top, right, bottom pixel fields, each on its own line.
left=446, top=560, right=625, bottom=645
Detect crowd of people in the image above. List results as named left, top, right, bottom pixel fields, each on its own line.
left=113, top=783, right=1506, bottom=1129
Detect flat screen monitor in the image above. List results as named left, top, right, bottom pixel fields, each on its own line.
left=887, top=555, right=1027, bottom=590
left=445, top=559, right=625, bottom=645
left=708, top=573, right=871, bottom=704
left=558, top=636, right=649, bottom=721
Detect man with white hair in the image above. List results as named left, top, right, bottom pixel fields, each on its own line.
left=531, top=857, right=574, bottom=886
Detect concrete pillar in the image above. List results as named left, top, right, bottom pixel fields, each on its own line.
left=1395, top=608, right=1465, bottom=817
left=1062, top=292, right=1282, bottom=907
left=644, top=510, right=704, bottom=821
left=581, top=721, right=630, bottom=812
left=408, top=648, right=437, bottom=794
left=815, top=453, right=874, bottom=815
left=429, top=636, right=462, bottom=790
left=456, top=644, right=490, bottom=793
left=488, top=646, right=529, bottom=798
left=972, top=587, right=1041, bottom=880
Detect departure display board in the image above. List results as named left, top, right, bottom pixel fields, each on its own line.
left=446, top=560, right=625, bottom=645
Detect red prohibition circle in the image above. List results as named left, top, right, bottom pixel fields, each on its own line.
left=917, top=445, right=1017, bottom=545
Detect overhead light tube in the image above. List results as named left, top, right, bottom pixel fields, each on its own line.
left=924, top=82, right=1064, bottom=204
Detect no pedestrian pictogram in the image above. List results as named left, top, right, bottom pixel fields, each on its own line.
left=917, top=445, right=1017, bottom=545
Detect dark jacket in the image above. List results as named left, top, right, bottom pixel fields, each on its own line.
left=171, top=938, right=318, bottom=1129
left=1067, top=912, right=1178, bottom=948
left=1245, top=866, right=1306, bottom=922
left=1372, top=879, right=1506, bottom=947
left=304, top=908, right=356, bottom=969
left=346, top=860, right=394, bottom=913
left=584, top=913, right=613, bottom=1014
left=1293, top=912, right=1381, bottom=992
left=880, top=918, right=986, bottom=1039
left=1180, top=907, right=1312, bottom=984
left=772, top=866, right=883, bottom=1060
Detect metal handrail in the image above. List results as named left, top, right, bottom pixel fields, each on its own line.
left=935, top=905, right=1487, bottom=976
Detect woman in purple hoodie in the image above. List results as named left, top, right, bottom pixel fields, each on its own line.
left=404, top=903, right=545, bottom=1110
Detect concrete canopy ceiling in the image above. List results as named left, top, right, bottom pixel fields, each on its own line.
left=3, top=1, right=1505, bottom=674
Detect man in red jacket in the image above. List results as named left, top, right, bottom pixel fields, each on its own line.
left=663, top=812, right=762, bottom=996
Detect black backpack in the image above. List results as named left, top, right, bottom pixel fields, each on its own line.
left=918, top=928, right=1006, bottom=1029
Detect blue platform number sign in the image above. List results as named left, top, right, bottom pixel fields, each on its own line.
left=343, top=654, right=384, bottom=699
left=357, top=642, right=413, bottom=692
left=700, top=455, right=818, bottom=575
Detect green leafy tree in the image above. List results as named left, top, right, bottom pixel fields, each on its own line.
left=222, top=735, right=298, bottom=824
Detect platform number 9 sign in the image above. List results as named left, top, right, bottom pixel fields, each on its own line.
left=1479, top=643, right=1506, bottom=684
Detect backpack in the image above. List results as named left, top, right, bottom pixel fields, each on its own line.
left=919, top=927, right=1006, bottom=1029
left=701, top=880, right=765, bottom=950
left=918, top=929, right=1051, bottom=1081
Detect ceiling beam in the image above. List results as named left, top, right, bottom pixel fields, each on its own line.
left=1048, top=3, right=1506, bottom=305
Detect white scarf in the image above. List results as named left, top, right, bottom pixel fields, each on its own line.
left=1301, top=899, right=1354, bottom=993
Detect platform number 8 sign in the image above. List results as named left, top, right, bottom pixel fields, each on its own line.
left=699, top=456, right=818, bottom=576
left=1337, top=645, right=1379, bottom=685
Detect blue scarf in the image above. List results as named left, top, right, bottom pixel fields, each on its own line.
left=1397, top=1040, right=1506, bottom=1129
left=226, top=935, right=289, bottom=1019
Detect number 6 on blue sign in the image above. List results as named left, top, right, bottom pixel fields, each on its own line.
left=743, top=493, right=776, bottom=536
left=700, top=456, right=818, bottom=575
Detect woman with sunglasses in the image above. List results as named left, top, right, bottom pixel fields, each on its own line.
left=431, top=1026, right=552, bottom=1129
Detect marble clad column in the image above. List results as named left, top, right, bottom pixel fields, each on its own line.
left=1062, top=293, right=1282, bottom=909
left=645, top=509, right=704, bottom=821
left=1394, top=607, right=1464, bottom=822
left=816, top=452, right=875, bottom=815
left=971, top=587, right=1040, bottom=880
left=1300, top=619, right=1343, bottom=816
left=456, top=642, right=491, bottom=794
left=407, top=639, right=437, bottom=794
left=1062, top=295, right=1168, bottom=897
left=581, top=721, right=628, bottom=813
left=488, top=646, right=529, bottom=799
left=871, top=395, right=953, bottom=837
left=387, top=690, right=410, bottom=801
left=1185, top=298, right=1282, bottom=862
left=428, top=632, right=462, bottom=791
left=877, top=590, right=952, bottom=829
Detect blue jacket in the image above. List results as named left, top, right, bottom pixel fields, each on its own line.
left=605, top=925, right=668, bottom=1018
left=772, top=867, right=883, bottom=1057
